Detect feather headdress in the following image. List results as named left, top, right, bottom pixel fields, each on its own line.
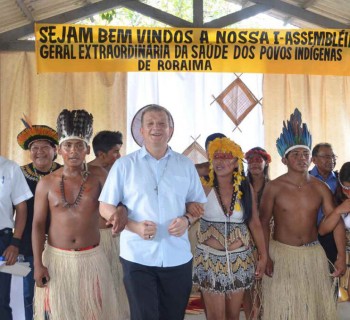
left=17, top=114, right=58, bottom=150
left=202, top=137, right=245, bottom=211
left=57, top=109, right=93, bottom=145
left=276, top=108, right=312, bottom=157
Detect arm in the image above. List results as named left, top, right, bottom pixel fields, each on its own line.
left=2, top=201, right=27, bottom=265
left=332, top=219, right=346, bottom=277
left=185, top=202, right=204, bottom=218
left=32, top=179, right=50, bottom=287
left=259, top=183, right=275, bottom=277
left=247, top=185, right=267, bottom=279
left=318, top=188, right=350, bottom=235
left=99, top=202, right=128, bottom=235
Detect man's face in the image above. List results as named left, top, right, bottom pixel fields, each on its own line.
left=140, top=111, right=173, bottom=149
left=101, top=144, right=122, bottom=171
left=312, top=146, right=336, bottom=174
left=58, top=139, right=89, bottom=167
left=284, top=147, right=311, bottom=172
left=29, top=140, right=56, bottom=170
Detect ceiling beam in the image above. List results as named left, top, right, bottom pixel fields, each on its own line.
left=193, top=0, right=204, bottom=27
left=250, top=0, right=349, bottom=28
left=204, top=4, right=271, bottom=28
left=16, top=0, right=34, bottom=22
left=121, top=1, right=193, bottom=27
left=0, top=40, right=34, bottom=51
left=0, top=0, right=131, bottom=41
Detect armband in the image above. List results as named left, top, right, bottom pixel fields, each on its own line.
left=10, top=237, right=21, bottom=248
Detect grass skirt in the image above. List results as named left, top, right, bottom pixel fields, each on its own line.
left=34, top=244, right=118, bottom=320
left=193, top=243, right=255, bottom=294
left=100, top=228, right=130, bottom=319
left=262, top=240, right=337, bottom=320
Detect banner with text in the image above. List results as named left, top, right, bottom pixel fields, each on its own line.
left=35, top=23, right=350, bottom=75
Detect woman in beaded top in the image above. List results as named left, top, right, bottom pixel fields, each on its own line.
left=191, top=137, right=267, bottom=320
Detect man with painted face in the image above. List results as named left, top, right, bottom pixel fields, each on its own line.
left=17, top=122, right=61, bottom=320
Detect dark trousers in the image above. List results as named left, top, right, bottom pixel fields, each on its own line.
left=121, top=258, right=192, bottom=320
left=23, top=256, right=34, bottom=320
left=0, top=230, right=13, bottom=320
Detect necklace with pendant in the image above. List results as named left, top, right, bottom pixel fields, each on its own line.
left=214, top=184, right=237, bottom=217
left=60, top=171, right=89, bottom=208
left=145, top=155, right=170, bottom=195
left=33, top=163, right=54, bottom=181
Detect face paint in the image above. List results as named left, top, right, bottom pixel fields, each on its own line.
left=247, top=155, right=264, bottom=164
left=213, top=152, right=235, bottom=160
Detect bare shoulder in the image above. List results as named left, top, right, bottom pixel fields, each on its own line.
left=309, top=175, right=332, bottom=193
left=87, top=164, right=107, bottom=183
left=264, top=175, right=285, bottom=192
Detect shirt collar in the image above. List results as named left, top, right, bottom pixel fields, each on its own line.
left=140, top=145, right=172, bottom=160
left=310, top=166, right=337, bottom=181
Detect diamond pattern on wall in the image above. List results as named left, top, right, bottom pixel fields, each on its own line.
left=214, top=77, right=259, bottom=130
left=182, top=138, right=207, bottom=164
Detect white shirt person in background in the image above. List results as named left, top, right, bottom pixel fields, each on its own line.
left=99, top=104, right=206, bottom=320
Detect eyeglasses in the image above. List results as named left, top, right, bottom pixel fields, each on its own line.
left=30, top=146, right=51, bottom=153
left=317, top=155, right=337, bottom=160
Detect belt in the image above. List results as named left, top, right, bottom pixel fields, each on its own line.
left=0, top=228, right=12, bottom=236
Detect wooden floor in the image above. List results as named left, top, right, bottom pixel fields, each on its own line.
left=185, top=301, right=350, bottom=320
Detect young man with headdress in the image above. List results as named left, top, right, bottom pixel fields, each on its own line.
left=32, top=109, right=121, bottom=320
left=99, top=104, right=206, bottom=320
left=260, top=108, right=344, bottom=320
left=17, top=121, right=61, bottom=320
left=89, top=130, right=130, bottom=320
left=0, top=157, right=32, bottom=320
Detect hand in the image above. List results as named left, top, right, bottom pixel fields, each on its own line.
left=134, top=221, right=157, bottom=240
left=332, top=256, right=346, bottom=277
left=168, top=217, right=188, bottom=237
left=265, top=255, right=274, bottom=277
left=2, top=245, right=19, bottom=265
left=106, top=206, right=128, bottom=236
left=34, top=265, right=50, bottom=288
left=255, top=256, right=267, bottom=279
left=335, top=199, right=350, bottom=215
left=186, top=202, right=204, bottom=218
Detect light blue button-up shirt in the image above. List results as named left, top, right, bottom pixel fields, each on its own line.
left=99, top=146, right=207, bottom=267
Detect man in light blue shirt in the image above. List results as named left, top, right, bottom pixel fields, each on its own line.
left=310, top=142, right=345, bottom=272
left=99, top=104, right=206, bottom=320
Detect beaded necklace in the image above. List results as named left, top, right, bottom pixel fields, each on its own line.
left=32, top=163, right=54, bottom=181
left=60, top=171, right=89, bottom=208
left=214, top=184, right=238, bottom=217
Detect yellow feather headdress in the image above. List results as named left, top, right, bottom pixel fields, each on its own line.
left=202, top=137, right=245, bottom=209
